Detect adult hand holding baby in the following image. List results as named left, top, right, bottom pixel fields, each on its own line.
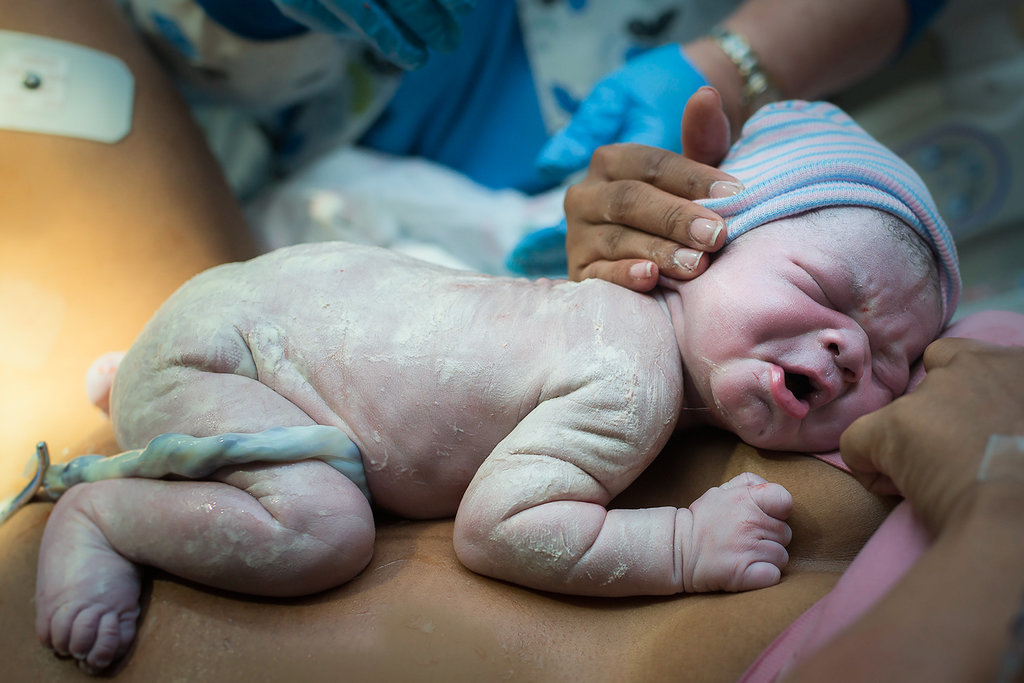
left=840, top=338, right=1024, bottom=534
left=788, top=337, right=1024, bottom=682
left=271, top=0, right=475, bottom=69
left=563, top=87, right=741, bottom=289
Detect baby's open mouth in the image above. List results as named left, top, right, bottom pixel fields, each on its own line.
left=785, top=372, right=815, bottom=401
left=768, top=365, right=811, bottom=419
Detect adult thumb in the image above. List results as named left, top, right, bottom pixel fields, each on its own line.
left=681, top=86, right=731, bottom=166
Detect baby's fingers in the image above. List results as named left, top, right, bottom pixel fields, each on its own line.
left=747, top=482, right=795, bottom=522
left=742, top=559, right=784, bottom=591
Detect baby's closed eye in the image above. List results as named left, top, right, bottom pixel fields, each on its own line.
left=869, top=346, right=911, bottom=398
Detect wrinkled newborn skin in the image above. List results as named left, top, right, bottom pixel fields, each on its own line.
left=35, top=208, right=942, bottom=672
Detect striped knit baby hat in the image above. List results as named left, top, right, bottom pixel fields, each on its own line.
left=700, top=100, right=961, bottom=324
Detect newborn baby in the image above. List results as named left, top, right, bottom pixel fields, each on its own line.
left=33, top=102, right=959, bottom=672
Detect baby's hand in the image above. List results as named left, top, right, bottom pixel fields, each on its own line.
left=680, top=472, right=793, bottom=592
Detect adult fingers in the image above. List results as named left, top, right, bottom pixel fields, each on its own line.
left=571, top=235, right=713, bottom=291
left=681, top=86, right=731, bottom=166
left=921, top=336, right=993, bottom=370
left=840, top=338, right=984, bottom=496
left=587, top=142, right=742, bottom=206
left=573, top=259, right=661, bottom=293
left=564, top=143, right=742, bottom=284
left=568, top=235, right=711, bottom=288
left=840, top=398, right=918, bottom=499
left=565, top=172, right=726, bottom=277
left=841, top=338, right=1024, bottom=532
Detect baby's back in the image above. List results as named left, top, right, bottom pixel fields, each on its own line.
left=110, top=243, right=682, bottom=516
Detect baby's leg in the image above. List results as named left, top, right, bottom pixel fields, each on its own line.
left=679, top=472, right=794, bottom=593
left=36, top=460, right=374, bottom=672
left=40, top=334, right=371, bottom=670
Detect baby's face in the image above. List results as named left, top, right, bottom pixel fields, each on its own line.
left=675, top=207, right=944, bottom=452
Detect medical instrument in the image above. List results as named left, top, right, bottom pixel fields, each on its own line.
left=0, top=442, right=49, bottom=526
left=0, top=30, right=133, bottom=143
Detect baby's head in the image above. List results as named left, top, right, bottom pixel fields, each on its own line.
left=675, top=101, right=960, bottom=453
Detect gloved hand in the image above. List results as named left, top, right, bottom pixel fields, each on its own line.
left=271, top=0, right=476, bottom=69
left=535, top=43, right=709, bottom=182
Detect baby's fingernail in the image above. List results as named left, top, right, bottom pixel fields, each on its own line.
left=629, top=262, right=654, bottom=280
left=690, top=218, right=723, bottom=248
left=709, top=180, right=744, bottom=198
left=673, top=249, right=703, bottom=272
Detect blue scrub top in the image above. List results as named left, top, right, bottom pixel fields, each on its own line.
left=359, top=2, right=551, bottom=193
left=197, top=0, right=947, bottom=194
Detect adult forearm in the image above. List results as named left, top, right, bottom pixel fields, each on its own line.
left=786, top=483, right=1024, bottom=682
left=685, top=0, right=909, bottom=132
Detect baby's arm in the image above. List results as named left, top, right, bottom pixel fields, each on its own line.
left=453, top=389, right=793, bottom=597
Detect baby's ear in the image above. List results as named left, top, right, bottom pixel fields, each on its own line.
left=85, top=351, right=126, bottom=416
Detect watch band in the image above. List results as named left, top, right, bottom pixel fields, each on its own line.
left=709, top=26, right=782, bottom=118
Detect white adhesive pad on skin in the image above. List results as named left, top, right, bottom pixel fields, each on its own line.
left=0, top=30, right=133, bottom=143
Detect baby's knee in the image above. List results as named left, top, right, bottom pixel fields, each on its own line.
left=264, top=466, right=376, bottom=589
left=46, top=480, right=106, bottom=525
left=285, top=506, right=375, bottom=591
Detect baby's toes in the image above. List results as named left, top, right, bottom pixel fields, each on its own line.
left=70, top=604, right=138, bottom=671
left=40, top=600, right=77, bottom=655
left=42, top=600, right=138, bottom=672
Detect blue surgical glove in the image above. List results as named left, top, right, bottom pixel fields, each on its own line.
left=506, top=220, right=569, bottom=277
left=535, top=44, right=709, bottom=182
left=271, top=0, right=476, bottom=69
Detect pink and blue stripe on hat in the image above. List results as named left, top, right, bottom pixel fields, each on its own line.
left=701, top=100, right=961, bottom=324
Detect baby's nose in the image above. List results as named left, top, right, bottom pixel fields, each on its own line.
left=820, top=327, right=867, bottom=384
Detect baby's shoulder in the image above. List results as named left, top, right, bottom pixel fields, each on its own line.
left=565, top=279, right=679, bottom=350
left=547, top=279, right=683, bottom=388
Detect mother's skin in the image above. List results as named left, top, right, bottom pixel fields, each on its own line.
left=2, top=426, right=893, bottom=680
left=0, top=1, right=890, bottom=678
left=0, top=0, right=256, bottom=502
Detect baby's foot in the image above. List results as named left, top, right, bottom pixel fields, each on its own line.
left=680, top=472, right=793, bottom=593
left=36, top=485, right=141, bottom=672
left=84, top=351, right=125, bottom=416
